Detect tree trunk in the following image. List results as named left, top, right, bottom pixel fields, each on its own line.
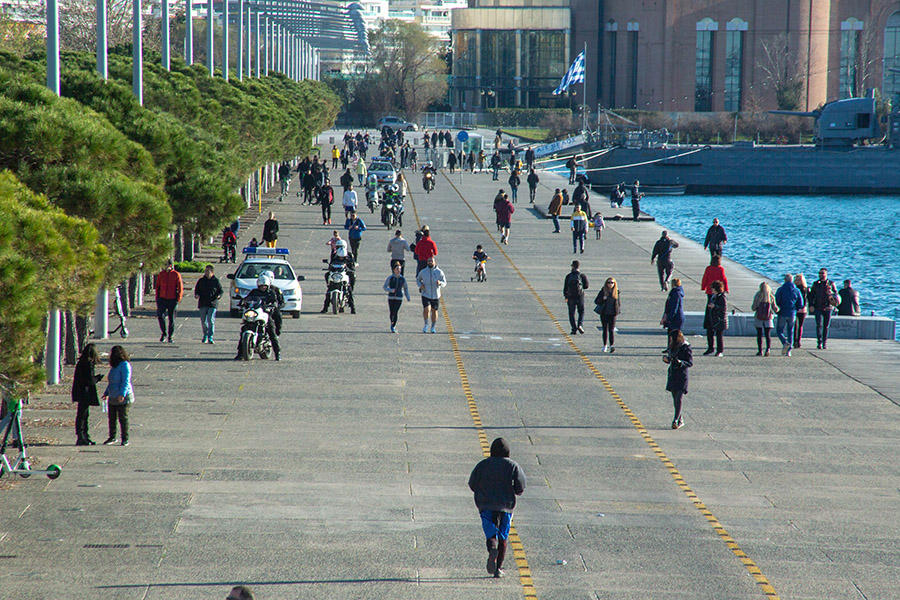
left=76, top=314, right=91, bottom=350
left=174, top=226, right=184, bottom=262
left=183, top=231, right=194, bottom=261
left=64, top=310, right=79, bottom=364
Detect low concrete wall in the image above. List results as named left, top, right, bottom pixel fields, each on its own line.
left=682, top=311, right=896, bottom=340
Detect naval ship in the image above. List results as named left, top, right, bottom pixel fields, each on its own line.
left=583, top=92, right=900, bottom=195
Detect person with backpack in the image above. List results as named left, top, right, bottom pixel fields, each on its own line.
left=751, top=281, right=777, bottom=356
left=563, top=260, right=589, bottom=335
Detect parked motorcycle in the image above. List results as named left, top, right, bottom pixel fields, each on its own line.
left=237, top=297, right=275, bottom=360
left=323, top=259, right=351, bottom=314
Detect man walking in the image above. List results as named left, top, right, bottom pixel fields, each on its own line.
left=387, top=229, right=412, bottom=275
left=526, top=168, right=539, bottom=203
left=703, top=218, right=727, bottom=259
left=344, top=210, right=367, bottom=264
left=571, top=204, right=588, bottom=253
left=548, top=188, right=563, bottom=233
left=496, top=193, right=515, bottom=245
left=416, top=256, right=446, bottom=333
left=155, top=259, right=183, bottom=343
left=650, top=230, right=679, bottom=291
left=507, top=170, right=521, bottom=203
left=838, top=280, right=860, bottom=316
left=468, top=437, right=526, bottom=579
left=775, top=273, right=804, bottom=356
left=811, top=268, right=838, bottom=349
left=194, top=264, right=223, bottom=344
left=563, top=260, right=589, bottom=334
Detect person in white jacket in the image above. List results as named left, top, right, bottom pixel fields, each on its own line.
left=342, top=187, right=358, bottom=218
left=416, top=256, right=446, bottom=333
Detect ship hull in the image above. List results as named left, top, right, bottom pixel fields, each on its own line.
left=586, top=145, right=900, bottom=195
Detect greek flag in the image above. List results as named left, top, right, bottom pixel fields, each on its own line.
left=553, top=51, right=585, bottom=95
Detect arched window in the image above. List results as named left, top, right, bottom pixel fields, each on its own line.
left=695, top=18, right=718, bottom=111
left=841, top=18, right=863, bottom=99
left=627, top=21, right=639, bottom=108
left=725, top=18, right=747, bottom=111
left=606, top=20, right=617, bottom=107
left=884, top=12, right=900, bottom=102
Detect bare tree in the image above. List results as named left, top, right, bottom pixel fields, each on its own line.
left=60, top=0, right=133, bottom=52
left=757, top=33, right=805, bottom=110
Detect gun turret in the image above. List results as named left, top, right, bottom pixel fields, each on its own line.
left=768, top=90, right=878, bottom=146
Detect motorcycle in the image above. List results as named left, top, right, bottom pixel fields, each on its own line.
left=381, top=192, right=404, bottom=229
left=423, top=171, right=435, bottom=193
left=366, top=187, right=381, bottom=213
left=323, top=259, right=351, bottom=314
left=221, top=241, right=236, bottom=263
left=237, top=297, right=275, bottom=360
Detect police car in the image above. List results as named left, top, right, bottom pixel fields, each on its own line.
left=227, top=247, right=304, bottom=318
left=368, top=159, right=397, bottom=185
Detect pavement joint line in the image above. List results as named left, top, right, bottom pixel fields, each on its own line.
left=441, top=170, right=782, bottom=600
left=407, top=178, right=539, bottom=600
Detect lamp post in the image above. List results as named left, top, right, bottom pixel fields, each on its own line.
left=480, top=89, right=495, bottom=110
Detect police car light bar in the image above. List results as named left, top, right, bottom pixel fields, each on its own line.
left=242, top=247, right=289, bottom=255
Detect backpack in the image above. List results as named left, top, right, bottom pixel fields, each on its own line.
left=755, top=301, right=773, bottom=321
left=566, top=273, right=583, bottom=298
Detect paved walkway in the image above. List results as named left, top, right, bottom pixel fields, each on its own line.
left=2, top=137, right=900, bottom=600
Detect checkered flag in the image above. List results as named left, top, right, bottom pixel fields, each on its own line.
left=553, top=51, right=585, bottom=95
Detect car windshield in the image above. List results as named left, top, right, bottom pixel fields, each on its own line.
left=234, top=262, right=295, bottom=281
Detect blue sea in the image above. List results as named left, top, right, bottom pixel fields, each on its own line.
left=640, top=195, right=900, bottom=341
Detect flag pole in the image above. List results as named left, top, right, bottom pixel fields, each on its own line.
left=582, top=41, right=588, bottom=133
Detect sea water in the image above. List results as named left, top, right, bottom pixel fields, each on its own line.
left=640, top=195, right=900, bottom=340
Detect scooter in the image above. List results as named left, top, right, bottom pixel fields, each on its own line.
left=323, top=259, right=351, bottom=314
left=423, top=171, right=435, bottom=193
left=366, top=187, right=381, bottom=213
left=0, top=396, right=61, bottom=480
left=237, top=297, right=275, bottom=360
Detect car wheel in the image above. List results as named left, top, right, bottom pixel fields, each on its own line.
left=292, top=311, right=300, bottom=319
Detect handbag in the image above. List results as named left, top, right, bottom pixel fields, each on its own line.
left=593, top=304, right=603, bottom=315
left=107, top=395, right=126, bottom=406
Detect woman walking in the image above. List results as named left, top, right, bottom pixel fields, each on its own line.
left=703, top=280, right=728, bottom=356
left=661, top=278, right=685, bottom=341
left=751, top=282, right=777, bottom=356
left=663, top=329, right=693, bottom=429
left=793, top=273, right=809, bottom=348
left=72, top=344, right=103, bottom=445
left=383, top=262, right=410, bottom=333
left=102, top=345, right=134, bottom=446
left=594, top=277, right=621, bottom=353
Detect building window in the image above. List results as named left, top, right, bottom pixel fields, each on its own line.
left=480, top=30, right=517, bottom=106
left=885, top=12, right=900, bottom=104
left=840, top=18, right=863, bottom=99
left=628, top=21, right=639, bottom=109
left=521, top=30, right=566, bottom=108
left=695, top=18, right=717, bottom=112
left=724, top=18, right=746, bottom=112
left=606, top=21, right=617, bottom=107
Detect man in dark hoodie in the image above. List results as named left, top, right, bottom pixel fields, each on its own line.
left=468, top=437, right=527, bottom=579
left=650, top=230, right=679, bottom=291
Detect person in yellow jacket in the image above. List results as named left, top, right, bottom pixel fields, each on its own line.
left=570, top=204, right=588, bottom=254
left=331, top=145, right=340, bottom=169
left=356, top=157, right=368, bottom=185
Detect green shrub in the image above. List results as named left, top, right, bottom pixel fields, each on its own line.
left=174, top=260, right=212, bottom=273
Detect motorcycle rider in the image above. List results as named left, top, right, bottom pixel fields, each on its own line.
left=261, top=270, right=285, bottom=336
left=422, top=161, right=437, bottom=191
left=320, top=242, right=356, bottom=314
left=234, top=275, right=282, bottom=361
left=221, top=227, right=237, bottom=263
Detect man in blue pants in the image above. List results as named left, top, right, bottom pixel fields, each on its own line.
left=468, top=438, right=527, bottom=578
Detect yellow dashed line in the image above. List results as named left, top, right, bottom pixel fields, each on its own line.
left=442, top=173, right=780, bottom=600
left=407, top=182, right=538, bottom=600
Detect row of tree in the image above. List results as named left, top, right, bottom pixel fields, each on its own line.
left=0, top=49, right=340, bottom=394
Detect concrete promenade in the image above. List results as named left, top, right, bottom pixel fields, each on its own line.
left=2, top=142, right=900, bottom=600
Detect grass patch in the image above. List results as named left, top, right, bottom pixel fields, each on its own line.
left=174, top=260, right=213, bottom=273
left=503, top=128, right=551, bottom=142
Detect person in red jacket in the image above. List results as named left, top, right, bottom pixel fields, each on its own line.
left=155, top=259, right=184, bottom=343
left=700, top=254, right=728, bottom=296
left=413, top=225, right=438, bottom=276
left=496, top=194, right=515, bottom=245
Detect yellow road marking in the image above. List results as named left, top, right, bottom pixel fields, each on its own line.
left=408, top=180, right=538, bottom=599
left=442, top=173, right=780, bottom=600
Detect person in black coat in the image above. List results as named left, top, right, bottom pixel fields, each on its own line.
left=703, top=280, right=728, bottom=356
left=663, top=329, right=692, bottom=429
left=71, top=343, right=103, bottom=445
left=563, top=260, right=589, bottom=335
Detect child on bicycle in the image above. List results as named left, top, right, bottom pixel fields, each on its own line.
left=472, top=245, right=490, bottom=281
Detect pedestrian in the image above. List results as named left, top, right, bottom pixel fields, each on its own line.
left=493, top=190, right=506, bottom=232
left=383, top=261, right=410, bottom=333
left=563, top=260, right=589, bottom=335
left=319, top=181, right=334, bottom=225
left=72, top=343, right=103, bottom=446
left=344, top=210, right=367, bottom=264
left=101, top=345, right=133, bottom=446
left=592, top=212, right=604, bottom=240
left=703, top=218, right=727, bottom=259
left=703, top=280, right=728, bottom=357
left=467, top=437, right=526, bottom=579
left=262, top=211, right=279, bottom=248
left=387, top=229, right=412, bottom=275
left=572, top=181, right=589, bottom=209
left=339, top=168, right=353, bottom=190
left=491, top=152, right=501, bottom=180
left=663, top=329, right=692, bottom=429
left=194, top=264, right=223, bottom=344
left=448, top=151, right=457, bottom=173
left=524, top=146, right=535, bottom=171
left=526, top=168, right=539, bottom=203
left=561, top=188, right=570, bottom=206
left=775, top=273, right=804, bottom=356
left=838, top=279, right=860, bottom=316
left=356, top=156, right=368, bottom=185
left=700, top=254, right=729, bottom=296
left=496, top=192, right=515, bottom=245
left=342, top=184, right=358, bottom=218
left=661, top=277, right=685, bottom=340
left=548, top=189, right=563, bottom=233
left=155, top=259, right=183, bottom=343
left=331, top=145, right=340, bottom=169
left=413, top=225, right=438, bottom=275
left=226, top=585, right=255, bottom=600
left=416, top=256, right=446, bottom=333
left=630, top=180, right=642, bottom=221
left=793, top=273, right=809, bottom=348
left=594, top=277, right=620, bottom=353
left=507, top=170, right=520, bottom=203
left=810, top=267, right=839, bottom=349
left=650, top=230, right=678, bottom=291
left=565, top=155, right=577, bottom=184
left=751, top=281, right=777, bottom=356
left=571, top=203, right=588, bottom=253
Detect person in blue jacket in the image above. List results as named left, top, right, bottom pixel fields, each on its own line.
left=775, top=273, right=805, bottom=357
left=661, top=278, right=685, bottom=343
left=102, top=345, right=134, bottom=446
left=344, top=211, right=367, bottom=264
left=663, top=329, right=692, bottom=429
